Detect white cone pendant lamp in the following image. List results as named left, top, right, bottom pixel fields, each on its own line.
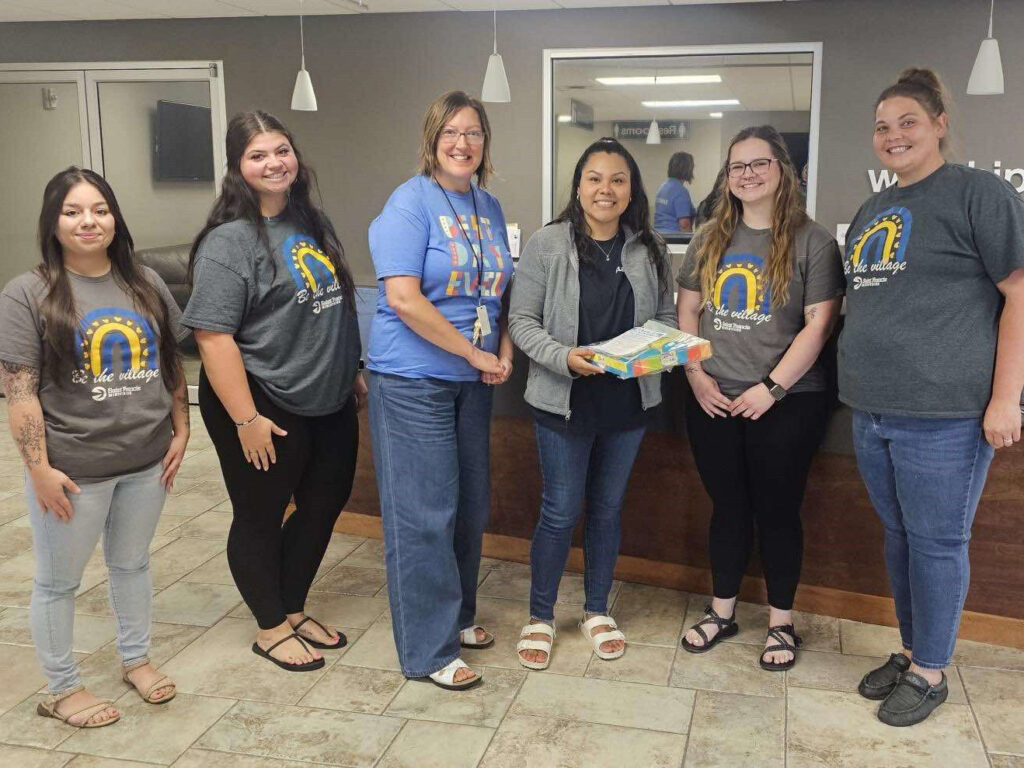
left=967, top=0, right=1004, bottom=95
left=646, top=118, right=661, bottom=145
left=481, top=10, right=511, bottom=103
left=291, top=0, right=318, bottom=111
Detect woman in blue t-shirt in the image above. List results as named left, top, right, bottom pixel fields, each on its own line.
left=367, top=91, right=514, bottom=690
left=842, top=69, right=1024, bottom=727
left=654, top=151, right=696, bottom=233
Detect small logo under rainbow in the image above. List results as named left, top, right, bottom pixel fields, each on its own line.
left=847, top=206, right=913, bottom=270
left=713, top=253, right=771, bottom=315
left=76, top=307, right=157, bottom=376
left=282, top=234, right=338, bottom=292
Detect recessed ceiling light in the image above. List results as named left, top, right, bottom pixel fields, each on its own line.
left=709, top=112, right=723, bottom=118
left=596, top=75, right=721, bottom=86
left=642, top=99, right=740, bottom=108
left=557, top=114, right=571, bottom=123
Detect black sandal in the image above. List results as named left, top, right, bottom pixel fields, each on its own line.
left=251, top=632, right=326, bottom=672
left=759, top=624, right=802, bottom=671
left=681, top=604, right=739, bottom=654
left=292, top=615, right=347, bottom=650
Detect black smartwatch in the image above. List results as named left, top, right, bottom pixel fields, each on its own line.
left=762, top=375, right=787, bottom=401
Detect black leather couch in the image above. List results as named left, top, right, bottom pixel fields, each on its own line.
left=136, top=243, right=195, bottom=349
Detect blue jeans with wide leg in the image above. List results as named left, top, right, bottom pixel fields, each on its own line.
left=368, top=372, right=493, bottom=678
left=852, top=410, right=994, bottom=669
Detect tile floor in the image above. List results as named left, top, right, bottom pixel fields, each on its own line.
left=0, top=407, right=1023, bottom=767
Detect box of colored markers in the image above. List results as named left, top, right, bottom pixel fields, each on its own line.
left=586, top=320, right=712, bottom=379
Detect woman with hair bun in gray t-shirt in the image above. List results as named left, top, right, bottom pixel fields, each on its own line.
left=676, top=125, right=844, bottom=674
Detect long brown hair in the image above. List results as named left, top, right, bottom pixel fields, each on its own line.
left=37, top=167, right=182, bottom=391
left=694, top=125, right=806, bottom=308
left=417, top=90, right=495, bottom=187
left=188, top=111, right=355, bottom=309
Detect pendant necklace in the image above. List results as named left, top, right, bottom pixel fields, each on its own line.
left=590, top=231, right=621, bottom=262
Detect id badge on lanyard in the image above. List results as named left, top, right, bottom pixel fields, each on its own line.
left=438, top=179, right=491, bottom=347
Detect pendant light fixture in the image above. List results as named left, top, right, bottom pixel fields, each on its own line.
left=481, top=9, right=511, bottom=103
left=646, top=117, right=661, bottom=145
left=967, top=0, right=1004, bottom=95
left=290, top=0, right=317, bottom=111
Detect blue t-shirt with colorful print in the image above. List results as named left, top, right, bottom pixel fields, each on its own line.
left=367, top=175, right=513, bottom=380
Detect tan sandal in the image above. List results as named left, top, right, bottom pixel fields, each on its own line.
left=37, top=686, right=120, bottom=728
left=122, top=663, right=176, bottom=704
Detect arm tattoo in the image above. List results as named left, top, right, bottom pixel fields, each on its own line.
left=175, top=389, right=190, bottom=429
left=0, top=361, right=41, bottom=404
left=684, top=364, right=700, bottom=374
left=805, top=306, right=819, bottom=322
left=15, top=414, right=45, bottom=468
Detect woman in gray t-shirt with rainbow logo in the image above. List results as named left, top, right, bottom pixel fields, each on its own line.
left=0, top=168, right=189, bottom=728
left=676, top=125, right=844, bottom=673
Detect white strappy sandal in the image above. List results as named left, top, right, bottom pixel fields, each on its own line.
left=517, top=622, right=556, bottom=670
left=459, top=624, right=495, bottom=649
left=580, top=614, right=626, bottom=660
left=427, top=658, right=483, bottom=691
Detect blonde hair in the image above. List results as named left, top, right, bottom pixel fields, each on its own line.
left=694, top=125, right=806, bottom=308
left=417, top=90, right=494, bottom=187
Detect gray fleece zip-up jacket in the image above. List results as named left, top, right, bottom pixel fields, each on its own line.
left=508, top=221, right=678, bottom=419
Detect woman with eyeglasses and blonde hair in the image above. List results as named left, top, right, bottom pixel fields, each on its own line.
left=367, top=90, right=514, bottom=690
left=676, top=125, right=843, bottom=671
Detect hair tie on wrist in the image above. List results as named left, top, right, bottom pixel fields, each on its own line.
left=234, top=411, right=260, bottom=428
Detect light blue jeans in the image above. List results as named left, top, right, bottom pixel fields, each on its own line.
left=852, top=411, right=994, bottom=669
left=27, top=460, right=166, bottom=693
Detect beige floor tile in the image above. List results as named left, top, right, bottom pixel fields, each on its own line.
left=840, top=619, right=1024, bottom=671
left=960, top=666, right=1024, bottom=755
left=0, top=520, right=33, bottom=557
left=479, top=713, right=687, bottom=768
left=159, top=487, right=224, bottom=517
left=378, top=721, right=494, bottom=768
left=299, top=664, right=406, bottom=713
left=0, top=573, right=34, bottom=607
left=150, top=538, right=224, bottom=589
left=311, top=564, right=388, bottom=596
left=684, top=690, right=784, bottom=767
left=682, top=598, right=840, bottom=652
left=610, top=582, right=688, bottom=647
left=0, top=608, right=116, bottom=653
left=196, top=699, right=404, bottom=767
left=167, top=479, right=227, bottom=502
left=229, top=591, right=387, bottom=630
left=211, top=499, right=232, bottom=512
left=512, top=673, right=693, bottom=734
left=0, top=694, right=79, bottom=749
left=339, top=538, right=386, bottom=569
left=172, top=747, right=330, bottom=766
left=386, top=667, right=525, bottom=728
left=172, top=449, right=225, bottom=483
left=786, top=687, right=988, bottom=768
left=73, top=584, right=119, bottom=618
left=989, top=756, right=1024, bottom=767
left=150, top=581, right=242, bottom=626
left=477, top=568, right=620, bottom=607
left=337, top=616, right=401, bottom=672
left=0, top=643, right=51, bottom=714
left=669, top=640, right=784, bottom=698
left=152, top=514, right=193, bottom=537
left=786, top=650, right=968, bottom=704
left=178, top=552, right=233, bottom=585
left=0, top=744, right=74, bottom=767
left=160, top=616, right=358, bottom=704
left=171, top=511, right=232, bottom=540
left=0, top=473, right=25, bottom=494
left=64, top=755, right=161, bottom=767
left=0, top=493, right=27, bottom=526
left=60, top=691, right=234, bottom=765
left=583, top=642, right=675, bottom=686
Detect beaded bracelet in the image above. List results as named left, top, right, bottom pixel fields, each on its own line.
left=233, top=411, right=260, bottom=428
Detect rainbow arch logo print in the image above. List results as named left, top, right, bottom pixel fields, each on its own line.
left=283, top=234, right=338, bottom=292
left=713, top=253, right=771, bottom=314
left=76, top=307, right=158, bottom=375
left=847, top=206, right=913, bottom=269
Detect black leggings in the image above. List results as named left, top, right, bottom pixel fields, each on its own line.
left=684, top=389, right=829, bottom=610
left=199, top=368, right=358, bottom=629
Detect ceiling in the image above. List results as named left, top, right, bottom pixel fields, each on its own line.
left=0, top=0, right=800, bottom=23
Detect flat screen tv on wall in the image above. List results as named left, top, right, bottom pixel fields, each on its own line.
left=154, top=100, right=214, bottom=181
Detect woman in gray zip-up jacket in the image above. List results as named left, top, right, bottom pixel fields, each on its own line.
left=508, top=138, right=676, bottom=670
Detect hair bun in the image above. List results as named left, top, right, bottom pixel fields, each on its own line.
left=897, top=67, right=942, bottom=92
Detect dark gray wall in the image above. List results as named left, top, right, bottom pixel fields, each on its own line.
left=1, top=0, right=1022, bottom=283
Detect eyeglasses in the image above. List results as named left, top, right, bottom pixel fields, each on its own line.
left=726, top=158, right=775, bottom=178
left=439, top=128, right=485, bottom=146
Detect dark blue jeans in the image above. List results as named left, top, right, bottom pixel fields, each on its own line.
left=852, top=410, right=994, bottom=669
left=368, top=372, right=492, bottom=678
left=529, top=420, right=646, bottom=621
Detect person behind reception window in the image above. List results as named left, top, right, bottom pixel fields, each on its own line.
left=841, top=68, right=1024, bottom=727
left=0, top=167, right=189, bottom=728
left=183, top=111, right=364, bottom=673
left=509, top=137, right=675, bottom=671
left=366, top=90, right=514, bottom=691
left=676, top=125, right=843, bottom=672
left=654, top=151, right=696, bottom=234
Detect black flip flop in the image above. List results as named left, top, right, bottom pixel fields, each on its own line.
left=681, top=604, right=739, bottom=654
left=293, top=616, right=348, bottom=650
left=759, top=624, right=802, bottom=671
left=251, top=632, right=326, bottom=672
